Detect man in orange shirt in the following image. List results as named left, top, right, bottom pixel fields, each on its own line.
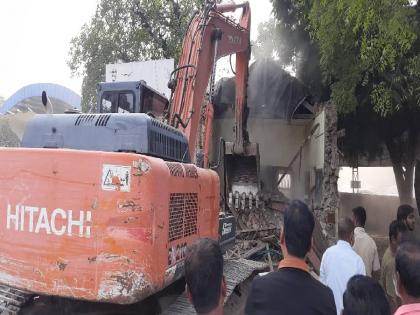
left=245, top=200, right=336, bottom=315
left=394, top=241, right=420, bottom=315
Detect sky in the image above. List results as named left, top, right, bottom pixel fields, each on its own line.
left=0, top=0, right=274, bottom=99
left=338, top=167, right=399, bottom=196
left=0, top=0, right=98, bottom=98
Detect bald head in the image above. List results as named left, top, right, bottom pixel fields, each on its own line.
left=338, top=217, right=355, bottom=241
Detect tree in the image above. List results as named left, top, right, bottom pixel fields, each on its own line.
left=339, top=101, right=420, bottom=203
left=68, top=0, right=205, bottom=112
left=308, top=0, right=419, bottom=114
left=256, top=1, right=328, bottom=102
left=271, top=0, right=420, bottom=203
left=308, top=0, right=420, bottom=203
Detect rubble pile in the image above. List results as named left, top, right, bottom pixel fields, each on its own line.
left=236, top=205, right=283, bottom=231
left=225, top=225, right=282, bottom=270
left=228, top=102, right=340, bottom=266
left=0, top=119, right=20, bottom=147
left=227, top=200, right=286, bottom=269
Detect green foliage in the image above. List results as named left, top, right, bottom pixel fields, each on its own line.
left=253, top=18, right=282, bottom=61
left=68, top=0, right=205, bottom=112
left=308, top=0, right=419, bottom=115
left=371, top=82, right=394, bottom=116
left=266, top=0, right=328, bottom=102
left=271, top=0, right=420, bottom=201
left=271, top=0, right=420, bottom=115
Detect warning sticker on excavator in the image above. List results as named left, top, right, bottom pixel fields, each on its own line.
left=102, top=164, right=131, bottom=192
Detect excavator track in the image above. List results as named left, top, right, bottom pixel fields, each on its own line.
left=2, top=259, right=266, bottom=315
left=0, top=285, right=32, bottom=315
left=162, top=258, right=267, bottom=315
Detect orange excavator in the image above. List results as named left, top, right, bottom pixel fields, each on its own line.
left=0, top=1, right=263, bottom=313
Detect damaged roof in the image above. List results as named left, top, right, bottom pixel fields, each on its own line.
left=213, top=59, right=314, bottom=120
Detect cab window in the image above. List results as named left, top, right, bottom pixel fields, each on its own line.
left=142, top=88, right=168, bottom=118
left=101, top=91, right=135, bottom=113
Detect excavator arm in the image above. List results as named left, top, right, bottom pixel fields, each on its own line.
left=218, top=3, right=251, bottom=155
left=168, top=1, right=251, bottom=164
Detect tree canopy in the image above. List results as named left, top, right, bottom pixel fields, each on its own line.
left=68, top=0, right=204, bottom=112
left=308, top=0, right=420, bottom=116
left=270, top=0, right=420, bottom=114
left=271, top=0, right=420, bottom=202
left=255, top=1, right=327, bottom=102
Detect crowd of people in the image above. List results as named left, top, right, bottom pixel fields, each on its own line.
left=183, top=201, right=420, bottom=315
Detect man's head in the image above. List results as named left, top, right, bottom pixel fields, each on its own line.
left=389, top=220, right=408, bottom=253
left=185, top=238, right=226, bottom=314
left=281, top=200, right=314, bottom=259
left=395, top=241, right=420, bottom=303
left=342, top=275, right=390, bottom=315
left=338, top=217, right=355, bottom=245
left=352, top=206, right=366, bottom=228
left=397, top=204, right=415, bottom=231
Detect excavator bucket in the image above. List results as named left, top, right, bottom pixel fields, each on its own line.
left=224, top=141, right=261, bottom=220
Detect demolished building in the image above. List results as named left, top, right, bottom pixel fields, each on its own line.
left=212, top=59, right=338, bottom=245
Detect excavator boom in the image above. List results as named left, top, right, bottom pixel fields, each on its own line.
left=168, top=1, right=251, bottom=163
left=168, top=1, right=260, bottom=218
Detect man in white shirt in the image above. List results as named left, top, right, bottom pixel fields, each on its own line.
left=352, top=206, right=380, bottom=278
left=320, top=217, right=366, bottom=315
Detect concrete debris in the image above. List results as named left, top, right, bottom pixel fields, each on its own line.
left=314, top=102, right=339, bottom=243
left=234, top=207, right=281, bottom=237
left=0, top=120, right=20, bottom=147
left=233, top=193, right=286, bottom=232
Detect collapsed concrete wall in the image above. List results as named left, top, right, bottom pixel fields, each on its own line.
left=212, top=59, right=316, bottom=201
left=314, top=103, right=339, bottom=241
left=211, top=60, right=340, bottom=242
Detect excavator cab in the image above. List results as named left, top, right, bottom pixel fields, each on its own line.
left=96, top=81, right=169, bottom=118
